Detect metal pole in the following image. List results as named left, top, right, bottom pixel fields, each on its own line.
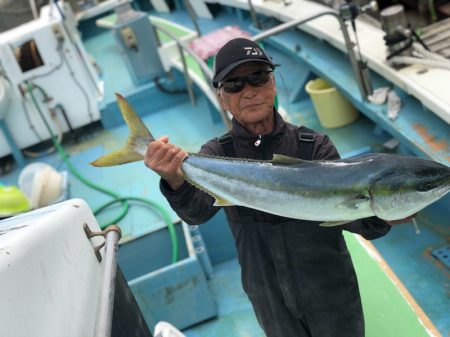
left=252, top=11, right=372, bottom=100
left=248, top=0, right=261, bottom=29
left=150, top=24, right=213, bottom=88
left=184, top=0, right=202, bottom=37
left=151, top=24, right=232, bottom=128
left=93, top=225, right=122, bottom=337
left=177, top=43, right=197, bottom=106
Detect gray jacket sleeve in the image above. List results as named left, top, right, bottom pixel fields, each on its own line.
left=313, top=134, right=391, bottom=240
left=159, top=140, right=222, bottom=225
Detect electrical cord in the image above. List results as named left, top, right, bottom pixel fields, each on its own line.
left=154, top=76, right=189, bottom=95
left=24, top=81, right=179, bottom=263
left=53, top=103, right=78, bottom=142
left=22, top=84, right=63, bottom=158
left=59, top=44, right=94, bottom=121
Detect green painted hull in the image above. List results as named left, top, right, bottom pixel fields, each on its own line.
left=346, top=232, right=436, bottom=337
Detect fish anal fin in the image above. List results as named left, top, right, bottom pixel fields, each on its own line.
left=213, top=197, right=235, bottom=207
left=271, top=154, right=309, bottom=165
left=185, top=179, right=236, bottom=207
left=319, top=220, right=352, bottom=227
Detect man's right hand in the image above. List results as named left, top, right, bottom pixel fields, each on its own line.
left=144, top=136, right=188, bottom=191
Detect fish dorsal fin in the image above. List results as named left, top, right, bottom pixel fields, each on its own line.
left=271, top=154, right=309, bottom=165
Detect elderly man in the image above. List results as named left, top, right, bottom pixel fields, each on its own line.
left=144, top=38, right=394, bottom=337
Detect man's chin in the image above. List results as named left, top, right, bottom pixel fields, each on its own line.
left=239, top=115, right=270, bottom=125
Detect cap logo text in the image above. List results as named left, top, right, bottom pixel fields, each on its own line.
left=244, top=47, right=263, bottom=56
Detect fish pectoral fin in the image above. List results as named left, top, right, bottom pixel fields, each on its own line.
left=271, top=154, right=309, bottom=165
left=319, top=220, right=352, bottom=227
left=213, top=197, right=235, bottom=207
left=336, top=195, right=370, bottom=209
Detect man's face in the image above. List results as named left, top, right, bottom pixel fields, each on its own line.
left=218, top=62, right=276, bottom=126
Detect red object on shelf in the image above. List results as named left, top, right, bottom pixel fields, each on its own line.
left=189, top=26, right=251, bottom=60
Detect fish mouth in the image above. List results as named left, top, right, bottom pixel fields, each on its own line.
left=434, top=183, right=450, bottom=198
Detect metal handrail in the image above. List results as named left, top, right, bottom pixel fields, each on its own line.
left=91, top=225, right=122, bottom=337
left=252, top=11, right=373, bottom=100
left=151, top=23, right=232, bottom=129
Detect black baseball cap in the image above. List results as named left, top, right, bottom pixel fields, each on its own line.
left=212, top=38, right=276, bottom=88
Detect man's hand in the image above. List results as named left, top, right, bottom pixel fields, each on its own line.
left=385, top=213, right=418, bottom=226
left=144, top=136, right=188, bottom=191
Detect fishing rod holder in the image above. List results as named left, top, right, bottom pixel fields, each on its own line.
left=84, top=223, right=122, bottom=263
left=338, top=1, right=378, bottom=99
left=84, top=223, right=122, bottom=337
left=339, top=0, right=378, bottom=21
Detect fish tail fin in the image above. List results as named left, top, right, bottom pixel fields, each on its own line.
left=90, top=93, right=154, bottom=167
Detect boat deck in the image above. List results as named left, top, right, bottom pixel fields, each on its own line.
left=0, top=5, right=448, bottom=337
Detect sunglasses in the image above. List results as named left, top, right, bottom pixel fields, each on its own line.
left=219, top=70, right=273, bottom=93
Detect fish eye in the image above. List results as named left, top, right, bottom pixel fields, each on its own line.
left=417, top=182, right=436, bottom=192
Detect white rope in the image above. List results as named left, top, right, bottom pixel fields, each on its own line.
left=412, top=42, right=449, bottom=62
left=389, top=43, right=450, bottom=70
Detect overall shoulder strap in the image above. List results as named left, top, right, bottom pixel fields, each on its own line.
left=218, top=132, right=236, bottom=157
left=297, top=126, right=316, bottom=160
left=217, top=132, right=253, bottom=218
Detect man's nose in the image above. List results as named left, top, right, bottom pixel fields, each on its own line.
left=241, top=82, right=256, bottom=95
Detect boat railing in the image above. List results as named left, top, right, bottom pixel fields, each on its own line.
left=247, top=0, right=292, bottom=29
left=249, top=3, right=373, bottom=100
left=89, top=224, right=122, bottom=337
left=151, top=23, right=232, bottom=129
left=184, top=0, right=202, bottom=37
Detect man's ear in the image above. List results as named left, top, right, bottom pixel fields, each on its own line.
left=217, top=90, right=230, bottom=111
left=272, top=74, right=277, bottom=96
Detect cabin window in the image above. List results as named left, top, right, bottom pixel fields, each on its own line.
left=14, top=39, right=45, bottom=73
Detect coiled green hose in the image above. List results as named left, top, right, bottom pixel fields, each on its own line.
left=25, top=82, right=178, bottom=263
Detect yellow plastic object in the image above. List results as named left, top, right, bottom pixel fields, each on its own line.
left=305, top=78, right=359, bottom=128
left=0, top=186, right=30, bottom=216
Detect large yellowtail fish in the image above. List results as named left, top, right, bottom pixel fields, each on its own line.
left=91, top=94, right=450, bottom=226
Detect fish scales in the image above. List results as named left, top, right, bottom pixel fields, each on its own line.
left=183, top=154, right=375, bottom=221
